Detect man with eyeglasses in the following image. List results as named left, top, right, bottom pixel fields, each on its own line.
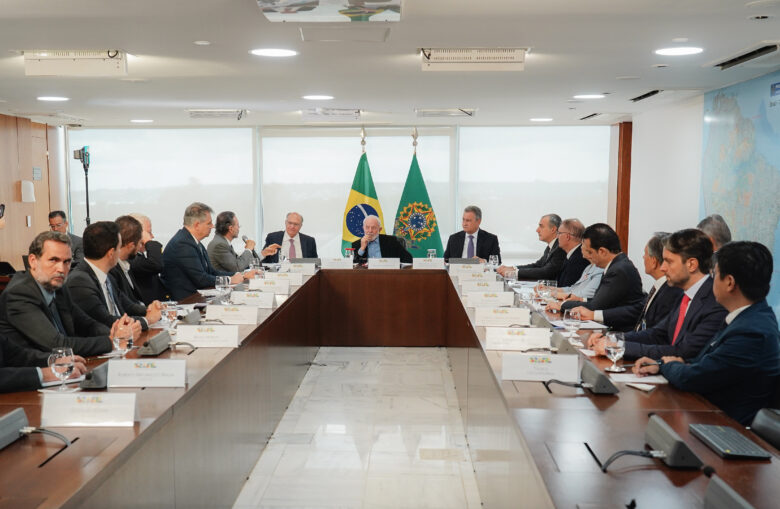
left=262, top=212, right=318, bottom=263
left=553, top=218, right=590, bottom=287
left=497, top=213, right=565, bottom=281
left=48, top=210, right=84, bottom=268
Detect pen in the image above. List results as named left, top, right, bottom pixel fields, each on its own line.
left=621, top=361, right=662, bottom=369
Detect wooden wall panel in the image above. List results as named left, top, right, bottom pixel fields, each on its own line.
left=615, top=121, right=632, bottom=253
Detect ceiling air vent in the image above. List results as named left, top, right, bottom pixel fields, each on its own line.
left=187, top=109, right=247, bottom=120
left=23, top=49, right=127, bottom=77
left=579, top=113, right=601, bottom=121
left=421, top=48, right=527, bottom=71
left=712, top=43, right=779, bottom=70
left=415, top=108, right=477, bottom=118
left=630, top=90, right=662, bottom=102
left=301, top=108, right=361, bottom=122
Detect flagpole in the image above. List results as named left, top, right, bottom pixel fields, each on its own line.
left=412, top=127, right=418, bottom=154
left=360, top=127, right=366, bottom=153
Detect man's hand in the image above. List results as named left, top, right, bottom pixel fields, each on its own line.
left=661, top=356, right=684, bottom=365
left=139, top=230, right=153, bottom=252
left=230, top=272, right=244, bottom=285
left=360, top=235, right=370, bottom=251
left=244, top=239, right=256, bottom=250
left=110, top=314, right=141, bottom=339
left=632, top=356, right=661, bottom=376
left=41, top=357, right=88, bottom=383
left=545, top=300, right=562, bottom=312
left=145, top=301, right=161, bottom=324
left=260, top=243, right=281, bottom=258
left=571, top=306, right=594, bottom=321
left=586, top=331, right=604, bottom=349
left=496, top=265, right=510, bottom=276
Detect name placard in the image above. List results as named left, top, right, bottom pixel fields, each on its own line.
left=289, top=263, right=316, bottom=275
left=248, top=278, right=290, bottom=295
left=455, top=271, right=491, bottom=282
left=464, top=291, right=514, bottom=307
left=205, top=305, right=259, bottom=324
left=264, top=272, right=303, bottom=285
left=449, top=263, right=481, bottom=274
left=321, top=258, right=353, bottom=269
left=475, top=307, right=530, bottom=326
left=176, top=324, right=239, bottom=348
left=368, top=258, right=400, bottom=269
left=413, top=258, right=445, bottom=270
left=230, top=291, right=275, bottom=308
left=41, top=392, right=137, bottom=427
left=485, top=327, right=551, bottom=351
left=501, top=352, right=579, bottom=382
left=461, top=280, right=504, bottom=294
left=108, top=359, right=186, bottom=388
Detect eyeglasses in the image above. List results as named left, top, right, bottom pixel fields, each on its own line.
left=556, top=231, right=570, bottom=236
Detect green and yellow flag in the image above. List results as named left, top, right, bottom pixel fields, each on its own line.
left=342, top=153, right=385, bottom=255
left=393, top=154, right=443, bottom=257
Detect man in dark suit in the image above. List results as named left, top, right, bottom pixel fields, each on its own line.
left=129, top=213, right=168, bottom=304
left=0, top=231, right=114, bottom=357
left=352, top=215, right=412, bottom=264
left=563, top=223, right=645, bottom=330
left=443, top=205, right=501, bottom=263
left=48, top=210, right=84, bottom=268
left=208, top=211, right=262, bottom=272
left=0, top=337, right=88, bottom=393
left=262, top=212, right=317, bottom=263
left=603, top=232, right=682, bottom=331
left=697, top=213, right=731, bottom=252
left=554, top=218, right=590, bottom=287
left=589, top=229, right=727, bottom=360
left=162, top=202, right=248, bottom=300
left=66, top=221, right=156, bottom=335
left=498, top=214, right=565, bottom=281
left=112, top=215, right=152, bottom=303
left=635, top=241, right=779, bottom=425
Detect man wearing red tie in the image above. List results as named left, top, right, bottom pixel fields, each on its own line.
left=587, top=229, right=727, bottom=361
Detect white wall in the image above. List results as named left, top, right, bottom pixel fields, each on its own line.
left=627, top=95, right=704, bottom=289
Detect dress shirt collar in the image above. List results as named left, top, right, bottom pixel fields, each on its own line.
left=725, top=304, right=751, bottom=324
left=566, top=243, right=580, bottom=259
left=189, top=229, right=201, bottom=246
left=466, top=229, right=479, bottom=241
left=85, top=259, right=109, bottom=286
left=283, top=232, right=299, bottom=243
left=118, top=259, right=131, bottom=272
left=684, top=274, right=709, bottom=301
left=652, top=275, right=668, bottom=291
left=35, top=281, right=56, bottom=306
left=602, top=256, right=615, bottom=274
left=547, top=238, right=557, bottom=250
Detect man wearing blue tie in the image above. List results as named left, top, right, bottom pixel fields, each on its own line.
left=634, top=241, right=780, bottom=425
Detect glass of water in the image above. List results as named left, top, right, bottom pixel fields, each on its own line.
left=215, top=275, right=230, bottom=303
left=604, top=332, right=626, bottom=372
left=48, top=346, right=76, bottom=392
left=562, top=309, right=581, bottom=339
left=427, top=249, right=437, bottom=259
left=488, top=255, right=499, bottom=271
left=113, top=323, right=134, bottom=358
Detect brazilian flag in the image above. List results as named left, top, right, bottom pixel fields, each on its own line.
left=342, top=153, right=385, bottom=255
left=392, top=154, right=443, bottom=257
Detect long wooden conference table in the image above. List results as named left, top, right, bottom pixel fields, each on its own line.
left=0, top=269, right=777, bottom=508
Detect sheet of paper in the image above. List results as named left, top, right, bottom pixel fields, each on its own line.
left=609, top=373, right=668, bottom=384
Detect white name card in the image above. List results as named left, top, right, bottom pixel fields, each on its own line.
left=475, top=307, right=530, bottom=326
left=485, top=327, right=551, bottom=351
left=461, top=280, right=504, bottom=294
left=501, top=352, right=579, bottom=382
left=41, top=392, right=137, bottom=427
left=264, top=272, right=303, bottom=285
left=289, top=263, right=316, bottom=275
left=449, top=263, right=481, bottom=274
left=368, top=258, right=400, bottom=269
left=248, top=278, right=290, bottom=294
left=206, top=305, right=259, bottom=324
left=464, top=291, right=514, bottom=307
left=321, top=258, right=354, bottom=269
left=177, top=324, right=239, bottom=348
left=108, top=359, right=186, bottom=388
left=230, top=291, right=275, bottom=308
left=455, top=271, right=491, bottom=282
left=413, top=258, right=445, bottom=270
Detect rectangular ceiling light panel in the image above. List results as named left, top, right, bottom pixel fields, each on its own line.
left=24, top=50, right=127, bottom=77
left=422, top=48, right=526, bottom=71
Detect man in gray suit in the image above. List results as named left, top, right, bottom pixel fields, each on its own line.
left=207, top=211, right=261, bottom=273
left=48, top=210, right=84, bottom=268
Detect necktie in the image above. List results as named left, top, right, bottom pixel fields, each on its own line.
left=49, top=298, right=67, bottom=334
left=289, top=239, right=297, bottom=259
left=634, top=285, right=658, bottom=331
left=542, top=245, right=551, bottom=263
left=467, top=235, right=475, bottom=258
left=671, top=294, right=691, bottom=345
left=105, top=278, right=120, bottom=317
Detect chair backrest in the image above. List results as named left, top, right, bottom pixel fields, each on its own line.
left=21, top=255, right=31, bottom=271
left=0, top=261, right=15, bottom=276
left=750, top=408, right=780, bottom=450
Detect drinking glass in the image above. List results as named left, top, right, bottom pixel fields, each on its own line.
left=604, top=332, right=626, bottom=372
left=562, top=309, right=581, bottom=339
left=427, top=249, right=437, bottom=259
left=48, top=347, right=76, bottom=392
left=488, top=255, right=499, bottom=271
left=113, top=323, right=134, bottom=358
left=504, top=268, right=517, bottom=286
left=165, top=305, right=179, bottom=332
left=215, top=275, right=230, bottom=303
left=344, top=248, right=354, bottom=260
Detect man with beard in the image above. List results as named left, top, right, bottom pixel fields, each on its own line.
left=111, top=215, right=163, bottom=318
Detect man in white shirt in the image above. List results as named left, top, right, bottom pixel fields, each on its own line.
left=261, top=212, right=318, bottom=263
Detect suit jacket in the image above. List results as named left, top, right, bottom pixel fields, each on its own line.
left=560, top=253, right=645, bottom=329
left=69, top=232, right=84, bottom=269
left=262, top=231, right=318, bottom=263
left=602, top=279, right=683, bottom=331
left=660, top=300, right=780, bottom=425
left=514, top=238, right=566, bottom=281
left=556, top=244, right=589, bottom=287
left=109, top=264, right=144, bottom=304
left=352, top=235, right=412, bottom=264
left=208, top=234, right=254, bottom=272
left=66, top=262, right=149, bottom=330
left=162, top=228, right=233, bottom=300
left=130, top=240, right=168, bottom=304
left=0, top=336, right=48, bottom=393
left=0, top=271, right=111, bottom=356
left=624, top=277, right=727, bottom=361
left=443, top=229, right=501, bottom=264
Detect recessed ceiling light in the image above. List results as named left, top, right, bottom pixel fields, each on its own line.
left=193, top=40, right=211, bottom=46
left=616, top=76, right=640, bottom=80
left=130, top=119, right=154, bottom=123
left=530, top=118, right=553, bottom=122
left=302, top=95, right=334, bottom=100
left=655, top=46, right=703, bottom=56
left=249, top=48, right=297, bottom=57
left=37, top=96, right=69, bottom=102
left=672, top=37, right=689, bottom=43
left=573, top=94, right=605, bottom=99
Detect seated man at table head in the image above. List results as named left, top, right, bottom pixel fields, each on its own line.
left=162, top=202, right=248, bottom=300
left=208, top=211, right=258, bottom=272
left=129, top=213, right=169, bottom=304
left=634, top=241, right=779, bottom=425
left=498, top=214, right=564, bottom=280
left=561, top=223, right=645, bottom=330
left=65, top=221, right=151, bottom=337
left=443, top=205, right=501, bottom=264
left=352, top=215, right=412, bottom=264
left=0, top=231, right=114, bottom=356
left=111, top=215, right=162, bottom=321
left=48, top=210, right=84, bottom=268
left=262, top=212, right=317, bottom=263
left=697, top=213, right=732, bottom=252
left=588, top=228, right=727, bottom=360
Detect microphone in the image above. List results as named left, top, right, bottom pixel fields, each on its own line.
left=242, top=235, right=260, bottom=259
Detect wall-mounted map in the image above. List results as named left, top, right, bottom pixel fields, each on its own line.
left=258, top=1, right=401, bottom=22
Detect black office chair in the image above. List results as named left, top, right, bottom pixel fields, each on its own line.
left=0, top=261, right=15, bottom=276
left=21, top=255, right=30, bottom=271
left=750, top=408, right=780, bottom=450
left=395, top=236, right=408, bottom=249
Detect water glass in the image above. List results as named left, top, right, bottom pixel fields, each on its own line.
left=504, top=268, right=517, bottom=286
left=215, top=275, right=231, bottom=303
left=488, top=255, right=499, bottom=271
left=113, top=324, right=134, bottom=358
left=604, top=332, right=626, bottom=372
left=427, top=249, right=437, bottom=259
left=48, top=347, right=76, bottom=392
left=562, top=309, right=581, bottom=339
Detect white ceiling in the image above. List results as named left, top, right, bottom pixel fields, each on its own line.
left=1, top=0, right=779, bottom=127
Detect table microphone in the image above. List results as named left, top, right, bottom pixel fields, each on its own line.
left=242, top=235, right=260, bottom=259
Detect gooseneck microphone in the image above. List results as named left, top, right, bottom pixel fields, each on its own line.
left=242, top=235, right=260, bottom=259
